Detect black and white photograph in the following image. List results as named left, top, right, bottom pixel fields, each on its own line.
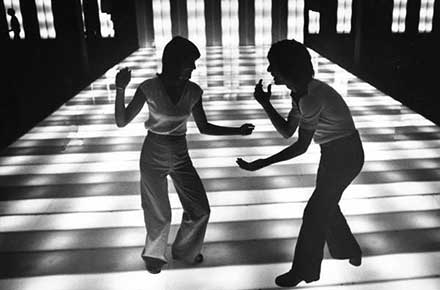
left=1, top=0, right=439, bottom=289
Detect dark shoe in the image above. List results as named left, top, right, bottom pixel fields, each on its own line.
left=142, top=256, right=166, bottom=274
left=275, top=270, right=304, bottom=287
left=172, top=253, right=204, bottom=264
left=349, top=255, right=362, bottom=267
left=193, top=253, right=204, bottom=264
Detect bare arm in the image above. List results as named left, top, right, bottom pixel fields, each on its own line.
left=192, top=98, right=255, bottom=135
left=114, top=68, right=145, bottom=127
left=254, top=80, right=298, bottom=138
left=236, top=127, right=314, bottom=171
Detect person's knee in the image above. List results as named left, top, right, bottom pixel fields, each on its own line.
left=303, top=202, right=322, bottom=225
left=186, top=205, right=210, bottom=221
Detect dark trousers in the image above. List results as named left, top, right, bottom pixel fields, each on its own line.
left=292, top=131, right=364, bottom=282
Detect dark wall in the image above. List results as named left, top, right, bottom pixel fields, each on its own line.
left=1, top=0, right=138, bottom=150
left=304, top=0, right=440, bottom=125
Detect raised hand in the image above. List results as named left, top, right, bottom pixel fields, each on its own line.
left=115, top=67, right=131, bottom=89
left=236, top=158, right=267, bottom=171
left=239, top=123, right=255, bottom=135
left=254, top=79, right=272, bottom=105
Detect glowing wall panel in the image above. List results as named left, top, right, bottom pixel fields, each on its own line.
left=308, top=10, right=320, bottom=34
left=97, top=0, right=114, bottom=37
left=221, top=0, right=239, bottom=48
left=255, top=0, right=271, bottom=46
left=392, top=0, right=408, bottom=33
left=79, top=0, right=86, bottom=33
left=187, top=0, right=206, bottom=48
left=152, top=0, right=172, bottom=49
left=287, top=0, right=304, bottom=42
left=418, top=0, right=435, bottom=32
left=336, top=0, right=352, bottom=33
left=3, top=0, right=25, bottom=39
left=35, top=0, right=56, bottom=38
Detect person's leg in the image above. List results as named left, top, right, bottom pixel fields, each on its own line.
left=169, top=156, right=210, bottom=264
left=326, top=206, right=362, bottom=265
left=276, top=133, right=364, bottom=287
left=140, top=165, right=171, bottom=262
left=291, top=183, right=344, bottom=282
left=139, top=135, right=173, bottom=272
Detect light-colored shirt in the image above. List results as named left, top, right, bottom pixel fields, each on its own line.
left=139, top=76, right=203, bottom=136
left=289, top=79, right=356, bottom=144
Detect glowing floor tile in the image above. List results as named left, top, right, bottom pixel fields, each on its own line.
left=0, top=253, right=439, bottom=290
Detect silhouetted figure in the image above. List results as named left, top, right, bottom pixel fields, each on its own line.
left=237, top=39, right=364, bottom=288
left=114, top=36, right=255, bottom=274
left=7, top=8, right=20, bottom=40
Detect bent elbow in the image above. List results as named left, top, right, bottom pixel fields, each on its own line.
left=196, top=123, right=210, bottom=134
left=297, top=143, right=309, bottom=155
left=281, top=130, right=294, bottom=139
left=198, top=126, right=208, bottom=134
left=115, top=118, right=127, bottom=128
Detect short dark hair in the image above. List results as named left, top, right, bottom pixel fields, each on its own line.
left=267, top=39, right=314, bottom=83
left=161, top=36, right=200, bottom=78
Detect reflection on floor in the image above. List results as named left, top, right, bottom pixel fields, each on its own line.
left=0, top=46, right=440, bottom=290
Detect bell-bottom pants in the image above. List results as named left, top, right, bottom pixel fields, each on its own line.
left=139, top=131, right=210, bottom=263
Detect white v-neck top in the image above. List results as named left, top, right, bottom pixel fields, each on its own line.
left=139, top=76, right=203, bottom=136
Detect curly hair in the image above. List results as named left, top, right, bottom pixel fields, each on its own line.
left=161, top=36, right=200, bottom=79
left=267, top=39, right=314, bottom=83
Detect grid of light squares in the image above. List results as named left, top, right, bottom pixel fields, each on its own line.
left=308, top=10, right=320, bottom=34
left=255, top=0, right=272, bottom=46
left=187, top=0, right=206, bottom=49
left=3, top=0, right=25, bottom=39
left=152, top=0, right=172, bottom=49
left=287, top=0, right=304, bottom=42
left=336, top=0, right=353, bottom=33
left=418, top=0, right=436, bottom=32
left=221, top=0, right=239, bottom=47
left=96, top=0, right=114, bottom=37
left=392, top=0, right=408, bottom=33
left=35, top=0, right=56, bottom=38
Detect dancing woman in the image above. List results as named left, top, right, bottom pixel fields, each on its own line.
left=237, top=39, right=364, bottom=287
left=115, top=36, right=255, bottom=274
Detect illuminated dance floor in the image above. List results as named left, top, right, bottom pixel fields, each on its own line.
left=1, top=47, right=440, bottom=289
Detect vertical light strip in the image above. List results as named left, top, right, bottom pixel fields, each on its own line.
left=35, top=0, right=56, bottom=39
left=337, top=0, right=352, bottom=33
left=96, top=0, right=114, bottom=37
left=418, top=0, right=435, bottom=32
left=43, top=0, right=56, bottom=38
left=187, top=0, right=207, bottom=90
left=4, top=0, right=25, bottom=39
left=255, top=0, right=272, bottom=46
left=187, top=0, right=206, bottom=48
left=79, top=0, right=87, bottom=33
left=392, top=0, right=408, bottom=33
left=287, top=0, right=304, bottom=42
left=221, top=0, right=239, bottom=96
left=221, top=0, right=239, bottom=48
left=152, top=0, right=172, bottom=50
left=308, top=10, right=320, bottom=34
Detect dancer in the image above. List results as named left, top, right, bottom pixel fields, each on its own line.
left=237, top=39, right=364, bottom=287
left=115, top=36, right=255, bottom=274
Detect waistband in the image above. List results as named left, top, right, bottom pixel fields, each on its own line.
left=320, top=130, right=359, bottom=149
left=147, top=130, right=186, bottom=140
